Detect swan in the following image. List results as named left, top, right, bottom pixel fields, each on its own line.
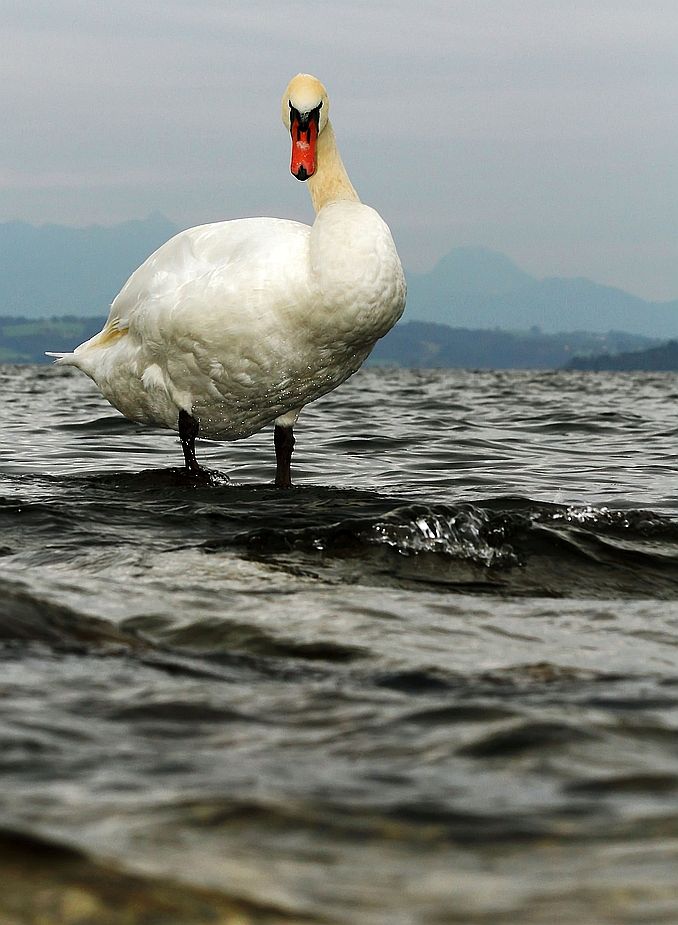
left=50, top=74, right=406, bottom=487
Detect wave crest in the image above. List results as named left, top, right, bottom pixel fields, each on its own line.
left=365, top=504, right=518, bottom=566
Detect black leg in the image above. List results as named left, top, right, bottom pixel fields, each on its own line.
left=274, top=424, right=295, bottom=488
left=178, top=409, right=203, bottom=477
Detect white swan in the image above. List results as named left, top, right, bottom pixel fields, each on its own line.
left=51, top=74, right=406, bottom=486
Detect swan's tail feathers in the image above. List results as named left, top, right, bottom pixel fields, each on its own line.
left=45, top=351, right=78, bottom=367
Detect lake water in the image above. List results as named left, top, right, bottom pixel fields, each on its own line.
left=2, top=364, right=678, bottom=924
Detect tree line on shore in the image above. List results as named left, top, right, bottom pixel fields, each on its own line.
left=1, top=315, right=673, bottom=371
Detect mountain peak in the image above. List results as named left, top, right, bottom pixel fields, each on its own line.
left=426, top=247, right=536, bottom=296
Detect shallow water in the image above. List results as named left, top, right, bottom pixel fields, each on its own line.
left=2, top=365, right=678, bottom=924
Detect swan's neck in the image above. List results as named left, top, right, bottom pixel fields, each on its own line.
left=308, top=122, right=360, bottom=214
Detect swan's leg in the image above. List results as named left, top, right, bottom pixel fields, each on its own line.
left=274, top=425, right=295, bottom=488
left=274, top=407, right=302, bottom=488
left=178, top=409, right=203, bottom=476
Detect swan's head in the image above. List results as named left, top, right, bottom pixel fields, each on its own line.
left=282, top=74, right=329, bottom=181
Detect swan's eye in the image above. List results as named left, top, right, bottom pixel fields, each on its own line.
left=289, top=104, right=321, bottom=132
left=289, top=101, right=322, bottom=125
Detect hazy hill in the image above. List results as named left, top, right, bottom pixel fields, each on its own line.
left=407, top=246, right=535, bottom=302
left=407, top=248, right=678, bottom=338
left=0, top=213, right=177, bottom=319
left=1, top=218, right=677, bottom=339
left=1, top=215, right=678, bottom=374
left=567, top=340, right=678, bottom=372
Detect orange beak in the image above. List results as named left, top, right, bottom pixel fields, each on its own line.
left=290, top=111, right=318, bottom=181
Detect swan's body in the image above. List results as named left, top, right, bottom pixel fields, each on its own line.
left=65, top=202, right=403, bottom=440
left=52, top=75, right=406, bottom=484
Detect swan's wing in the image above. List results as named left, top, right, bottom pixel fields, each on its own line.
left=113, top=217, right=313, bottom=333
left=65, top=217, right=314, bottom=362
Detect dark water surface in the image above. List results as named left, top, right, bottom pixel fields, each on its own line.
left=2, top=365, right=678, bottom=924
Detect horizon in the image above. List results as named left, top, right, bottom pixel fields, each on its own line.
left=2, top=2, right=677, bottom=302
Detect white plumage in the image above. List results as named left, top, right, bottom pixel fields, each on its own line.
left=53, top=74, right=406, bottom=485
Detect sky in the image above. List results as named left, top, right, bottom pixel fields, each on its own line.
left=2, top=0, right=677, bottom=300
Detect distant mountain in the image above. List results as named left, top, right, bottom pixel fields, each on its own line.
left=406, top=248, right=678, bottom=338
left=0, top=213, right=177, bottom=319
left=1, top=216, right=670, bottom=370
left=1, top=217, right=676, bottom=343
left=408, top=246, right=535, bottom=300
left=566, top=340, right=678, bottom=372
left=369, top=322, right=657, bottom=370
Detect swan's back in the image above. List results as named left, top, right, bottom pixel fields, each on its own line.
left=111, top=218, right=315, bottom=344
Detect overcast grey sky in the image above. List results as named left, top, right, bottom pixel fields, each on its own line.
left=2, top=0, right=677, bottom=299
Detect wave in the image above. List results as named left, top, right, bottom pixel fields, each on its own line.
left=207, top=498, right=678, bottom=599
left=4, top=470, right=678, bottom=602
